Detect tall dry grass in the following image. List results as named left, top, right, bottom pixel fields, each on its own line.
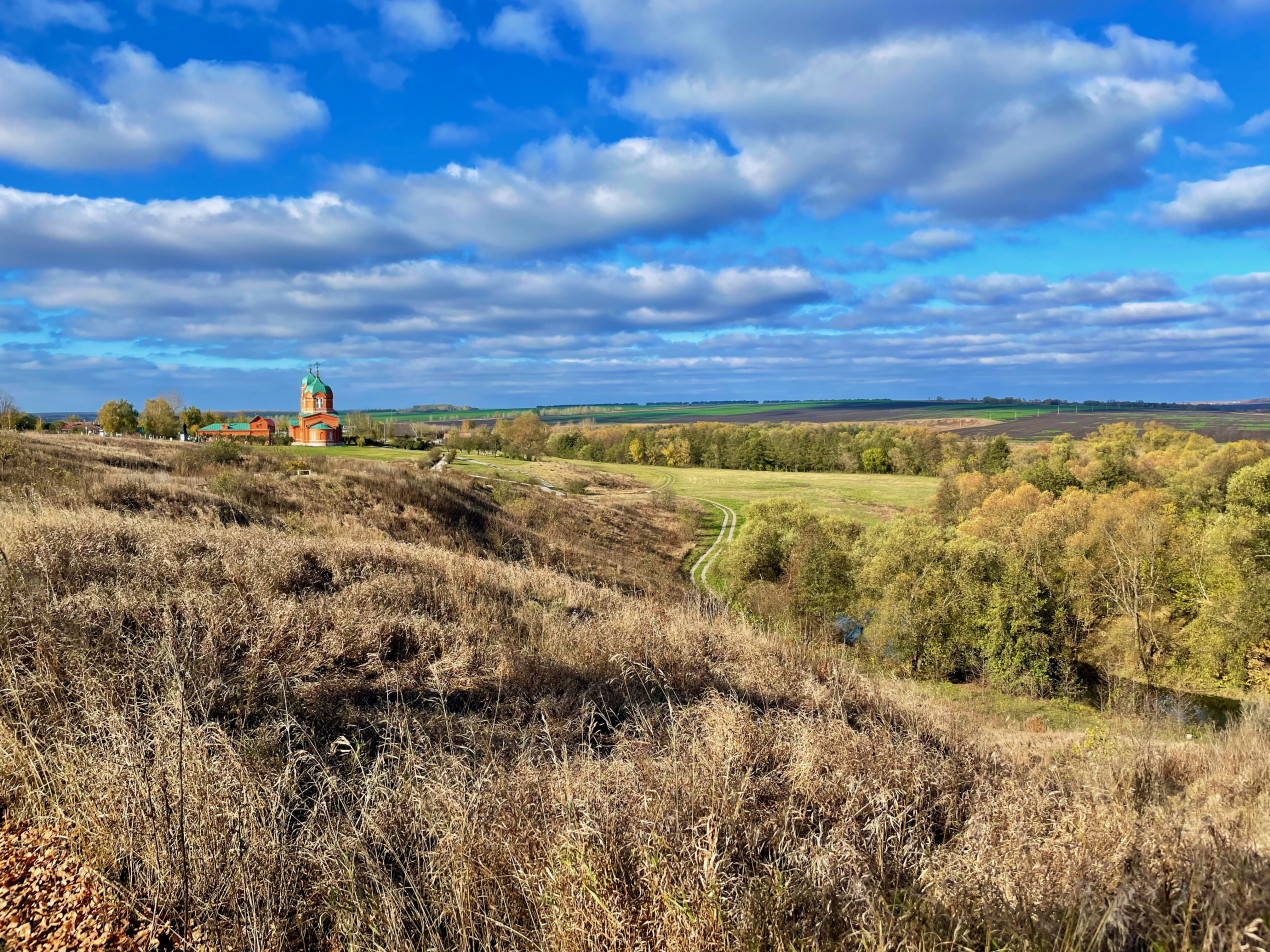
left=0, top=433, right=1267, bottom=951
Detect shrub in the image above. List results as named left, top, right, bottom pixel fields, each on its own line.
left=202, top=441, right=244, bottom=465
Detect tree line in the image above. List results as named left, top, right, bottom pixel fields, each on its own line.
left=718, top=422, right=1270, bottom=695
left=531, top=419, right=1012, bottom=475
left=0, top=388, right=282, bottom=440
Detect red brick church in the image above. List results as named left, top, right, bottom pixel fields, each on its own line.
left=288, top=365, right=344, bottom=446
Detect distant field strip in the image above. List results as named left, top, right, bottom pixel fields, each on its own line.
left=363, top=399, right=1270, bottom=430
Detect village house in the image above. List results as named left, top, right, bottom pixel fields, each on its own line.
left=197, top=417, right=276, bottom=443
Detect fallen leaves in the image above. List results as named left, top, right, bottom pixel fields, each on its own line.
left=0, top=823, right=177, bottom=951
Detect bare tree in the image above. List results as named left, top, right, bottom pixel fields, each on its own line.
left=0, top=389, right=19, bottom=430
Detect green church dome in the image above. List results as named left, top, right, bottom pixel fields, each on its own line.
left=302, top=368, right=333, bottom=397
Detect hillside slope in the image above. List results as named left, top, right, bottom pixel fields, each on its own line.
left=0, top=434, right=1267, bottom=951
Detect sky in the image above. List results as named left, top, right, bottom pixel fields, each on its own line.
left=3, top=0, right=1270, bottom=410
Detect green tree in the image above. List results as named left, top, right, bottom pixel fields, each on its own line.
left=1227, top=458, right=1270, bottom=514
left=860, top=447, right=889, bottom=473
left=140, top=397, right=180, bottom=439
left=97, top=399, right=139, bottom=436
left=180, top=406, right=205, bottom=432
left=859, top=516, right=997, bottom=678
left=980, top=436, right=1011, bottom=475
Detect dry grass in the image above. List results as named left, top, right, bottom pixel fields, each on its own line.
left=0, top=433, right=1267, bottom=951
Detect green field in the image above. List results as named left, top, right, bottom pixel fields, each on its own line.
left=361, top=399, right=1270, bottom=432
left=257, top=443, right=938, bottom=529
left=447, top=455, right=937, bottom=526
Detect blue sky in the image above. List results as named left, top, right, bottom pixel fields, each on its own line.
left=3, top=0, right=1270, bottom=410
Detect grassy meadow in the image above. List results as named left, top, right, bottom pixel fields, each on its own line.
left=1, top=433, right=1267, bottom=951
left=446, top=454, right=939, bottom=525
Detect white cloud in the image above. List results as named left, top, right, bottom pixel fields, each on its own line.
left=8, top=264, right=1263, bottom=406
left=137, top=0, right=278, bottom=15
left=15, top=261, right=826, bottom=343
left=883, top=229, right=975, bottom=261
left=1158, top=165, right=1270, bottom=232
left=1, top=0, right=111, bottom=30
left=379, top=0, right=465, bottom=50
left=611, top=25, right=1222, bottom=222
left=342, top=136, right=770, bottom=256
left=564, top=0, right=1079, bottom=66
left=1175, top=137, right=1256, bottom=161
left=0, top=135, right=770, bottom=268
left=429, top=122, right=485, bottom=147
left=1205, top=0, right=1270, bottom=12
left=481, top=7, right=559, bottom=58
left=0, top=46, right=326, bottom=172
left=0, top=187, right=403, bottom=270
left=1240, top=110, right=1270, bottom=136
left=1206, top=272, right=1270, bottom=294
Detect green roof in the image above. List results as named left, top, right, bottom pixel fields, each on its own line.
left=310, top=422, right=333, bottom=430
left=198, top=422, right=252, bottom=431
left=302, top=370, right=333, bottom=397
left=289, top=417, right=300, bottom=426
left=299, top=411, right=339, bottom=420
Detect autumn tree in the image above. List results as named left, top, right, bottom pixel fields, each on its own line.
left=180, top=406, right=205, bottom=431
left=140, top=397, right=180, bottom=439
left=1067, top=488, right=1175, bottom=679
left=495, top=412, right=549, bottom=459
left=859, top=516, right=998, bottom=678
left=0, top=389, right=19, bottom=430
left=1226, top=457, right=1270, bottom=514
left=97, top=399, right=139, bottom=436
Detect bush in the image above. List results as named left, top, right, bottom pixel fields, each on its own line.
left=202, top=441, right=244, bottom=465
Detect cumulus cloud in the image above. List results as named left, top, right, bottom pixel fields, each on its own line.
left=612, top=25, right=1221, bottom=222
left=481, top=6, right=559, bottom=57
left=883, top=229, right=975, bottom=262
left=341, top=136, right=770, bottom=256
left=0, top=187, right=408, bottom=270
left=945, top=271, right=1182, bottom=306
left=0, top=46, right=327, bottom=172
left=563, top=0, right=1080, bottom=65
left=1240, top=110, right=1270, bottom=136
left=0, top=304, right=39, bottom=334
left=1206, top=271, right=1270, bottom=294
left=7, top=263, right=1261, bottom=406
left=1, top=0, right=111, bottom=30
left=0, top=136, right=770, bottom=268
left=14, top=261, right=827, bottom=344
left=379, top=0, right=465, bottom=49
left=1158, top=165, right=1270, bottom=232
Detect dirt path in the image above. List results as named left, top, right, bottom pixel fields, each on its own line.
left=689, top=498, right=737, bottom=593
